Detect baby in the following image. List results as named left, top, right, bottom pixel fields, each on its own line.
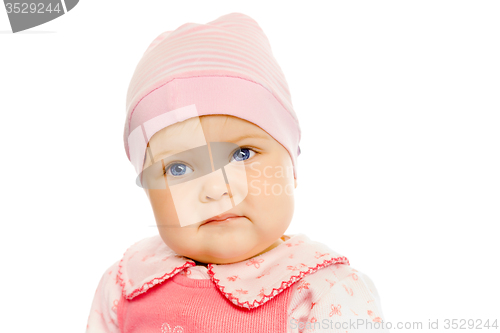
left=86, top=12, right=387, bottom=333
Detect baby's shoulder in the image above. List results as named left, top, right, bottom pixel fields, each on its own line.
left=296, top=262, right=381, bottom=304
left=301, top=262, right=360, bottom=287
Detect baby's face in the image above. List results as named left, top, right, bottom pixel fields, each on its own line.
left=141, top=115, right=297, bottom=264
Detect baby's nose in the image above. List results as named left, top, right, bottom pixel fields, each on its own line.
left=202, top=179, right=230, bottom=201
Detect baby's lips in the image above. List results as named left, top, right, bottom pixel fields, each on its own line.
left=200, top=213, right=244, bottom=226
left=6, top=0, right=80, bottom=33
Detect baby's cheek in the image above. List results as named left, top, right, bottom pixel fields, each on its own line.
left=246, top=162, right=295, bottom=228
left=246, top=162, right=295, bottom=200
left=147, top=188, right=180, bottom=226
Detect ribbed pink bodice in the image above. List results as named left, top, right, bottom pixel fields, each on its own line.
left=117, top=272, right=293, bottom=332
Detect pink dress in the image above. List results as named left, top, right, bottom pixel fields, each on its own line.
left=86, top=234, right=387, bottom=332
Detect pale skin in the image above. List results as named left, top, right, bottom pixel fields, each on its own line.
left=142, top=115, right=297, bottom=266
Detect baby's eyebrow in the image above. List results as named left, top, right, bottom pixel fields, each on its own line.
left=227, top=133, right=269, bottom=142
left=152, top=133, right=269, bottom=159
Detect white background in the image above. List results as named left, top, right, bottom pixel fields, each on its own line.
left=1, top=1, right=499, bottom=332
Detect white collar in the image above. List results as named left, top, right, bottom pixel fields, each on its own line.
left=118, top=233, right=349, bottom=309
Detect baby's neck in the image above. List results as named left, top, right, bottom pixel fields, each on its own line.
left=192, top=259, right=209, bottom=267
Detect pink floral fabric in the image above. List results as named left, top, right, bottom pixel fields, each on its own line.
left=86, top=234, right=388, bottom=332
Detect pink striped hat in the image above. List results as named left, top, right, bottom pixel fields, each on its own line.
left=124, top=12, right=301, bottom=179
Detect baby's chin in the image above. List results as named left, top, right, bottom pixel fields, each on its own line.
left=184, top=233, right=263, bottom=264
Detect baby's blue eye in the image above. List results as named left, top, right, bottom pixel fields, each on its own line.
left=166, top=163, right=194, bottom=177
left=231, top=148, right=255, bottom=162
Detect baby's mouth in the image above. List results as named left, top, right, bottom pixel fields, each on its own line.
left=200, top=213, right=244, bottom=226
